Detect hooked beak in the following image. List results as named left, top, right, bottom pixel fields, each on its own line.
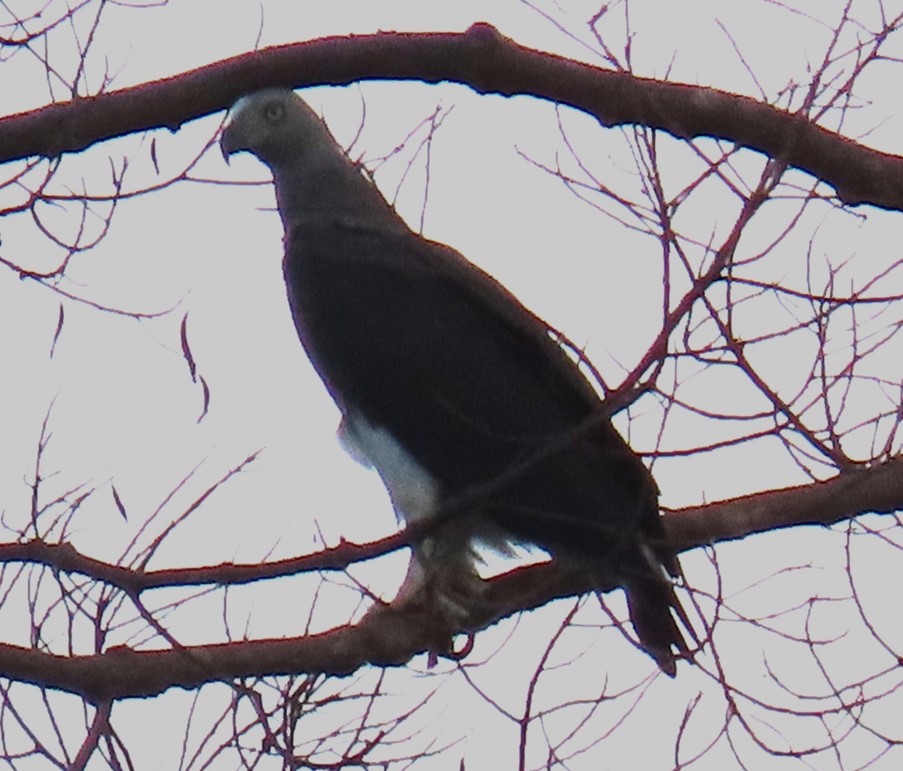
left=219, top=123, right=242, bottom=165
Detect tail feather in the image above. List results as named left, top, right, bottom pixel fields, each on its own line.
left=625, top=564, right=696, bottom=677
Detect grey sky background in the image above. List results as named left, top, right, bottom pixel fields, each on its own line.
left=0, top=1, right=901, bottom=768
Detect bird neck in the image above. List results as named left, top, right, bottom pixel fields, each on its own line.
left=271, top=145, right=409, bottom=235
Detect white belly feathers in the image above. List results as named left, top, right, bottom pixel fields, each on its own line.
left=337, top=410, right=441, bottom=525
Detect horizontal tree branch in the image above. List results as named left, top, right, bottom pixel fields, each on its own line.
left=1, top=25, right=903, bottom=209
left=2, top=456, right=900, bottom=593
left=0, top=455, right=899, bottom=701
left=0, top=532, right=409, bottom=593
left=665, top=454, right=903, bottom=551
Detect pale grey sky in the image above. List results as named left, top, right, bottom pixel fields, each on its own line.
left=0, top=1, right=901, bottom=768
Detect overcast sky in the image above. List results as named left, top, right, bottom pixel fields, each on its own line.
left=1, top=1, right=901, bottom=769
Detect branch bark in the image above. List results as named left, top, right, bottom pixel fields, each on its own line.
left=2, top=25, right=903, bottom=209
left=665, top=455, right=903, bottom=551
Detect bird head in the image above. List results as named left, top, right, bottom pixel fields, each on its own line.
left=219, top=87, right=407, bottom=229
left=220, top=88, right=325, bottom=167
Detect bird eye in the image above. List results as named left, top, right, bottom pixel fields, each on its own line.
left=264, top=102, right=285, bottom=122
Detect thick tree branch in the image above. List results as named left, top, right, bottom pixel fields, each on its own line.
left=1, top=25, right=902, bottom=209
left=0, top=456, right=899, bottom=701
left=665, top=455, right=903, bottom=551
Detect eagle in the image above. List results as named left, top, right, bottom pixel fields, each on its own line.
left=220, top=88, right=691, bottom=675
